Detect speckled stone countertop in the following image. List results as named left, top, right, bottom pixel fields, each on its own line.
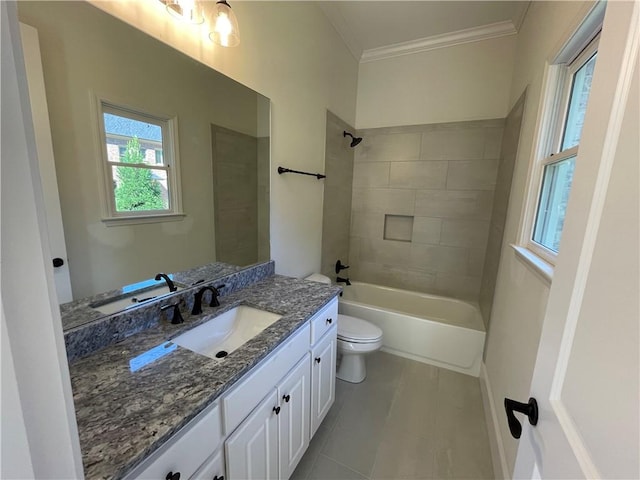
left=68, top=274, right=341, bottom=480
left=60, top=262, right=245, bottom=331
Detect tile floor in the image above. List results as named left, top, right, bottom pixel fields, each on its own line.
left=292, top=352, right=494, bottom=480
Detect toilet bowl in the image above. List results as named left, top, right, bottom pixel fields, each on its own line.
left=305, top=274, right=383, bottom=383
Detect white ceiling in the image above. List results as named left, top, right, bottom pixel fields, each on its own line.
left=319, top=1, right=530, bottom=62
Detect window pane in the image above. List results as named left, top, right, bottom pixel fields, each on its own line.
left=103, top=113, right=165, bottom=166
left=561, top=52, right=597, bottom=150
left=533, top=156, right=576, bottom=252
left=112, top=165, right=169, bottom=212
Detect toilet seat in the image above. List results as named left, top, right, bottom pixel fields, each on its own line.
left=337, top=314, right=383, bottom=344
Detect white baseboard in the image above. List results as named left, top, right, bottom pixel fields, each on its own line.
left=479, top=362, right=509, bottom=479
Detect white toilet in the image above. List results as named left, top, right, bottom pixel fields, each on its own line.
left=305, top=274, right=383, bottom=383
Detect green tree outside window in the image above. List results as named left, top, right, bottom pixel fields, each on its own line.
left=114, top=137, right=165, bottom=211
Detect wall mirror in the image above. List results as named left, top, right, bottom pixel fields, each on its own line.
left=18, top=1, right=271, bottom=314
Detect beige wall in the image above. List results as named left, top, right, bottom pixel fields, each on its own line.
left=88, top=0, right=359, bottom=280
left=321, top=111, right=355, bottom=280
left=481, top=2, right=593, bottom=475
left=356, top=36, right=517, bottom=129
left=349, top=120, right=504, bottom=301
left=18, top=1, right=270, bottom=298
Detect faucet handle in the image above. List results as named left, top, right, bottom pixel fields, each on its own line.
left=335, top=260, right=350, bottom=274
left=161, top=302, right=184, bottom=324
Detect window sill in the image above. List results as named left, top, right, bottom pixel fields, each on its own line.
left=102, top=213, right=186, bottom=227
left=510, top=244, right=554, bottom=285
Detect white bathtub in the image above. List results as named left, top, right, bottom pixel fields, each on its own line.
left=339, top=282, right=486, bottom=377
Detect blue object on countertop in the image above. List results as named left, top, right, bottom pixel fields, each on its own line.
left=129, top=342, right=177, bottom=372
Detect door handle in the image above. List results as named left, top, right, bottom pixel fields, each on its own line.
left=504, top=397, right=538, bottom=439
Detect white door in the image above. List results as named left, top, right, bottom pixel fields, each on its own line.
left=225, top=390, right=279, bottom=480
left=19, top=23, right=73, bottom=303
left=310, top=328, right=337, bottom=436
left=278, top=354, right=311, bottom=479
left=513, top=3, right=639, bottom=478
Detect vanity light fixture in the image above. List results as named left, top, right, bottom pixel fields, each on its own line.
left=160, top=0, right=204, bottom=24
left=209, top=0, right=240, bottom=47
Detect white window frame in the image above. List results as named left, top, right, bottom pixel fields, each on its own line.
left=95, top=96, right=184, bottom=225
left=518, top=7, right=603, bottom=272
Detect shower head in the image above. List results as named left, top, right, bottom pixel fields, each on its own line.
left=343, top=131, right=363, bottom=148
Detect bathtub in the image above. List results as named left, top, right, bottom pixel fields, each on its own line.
left=338, top=282, right=485, bottom=377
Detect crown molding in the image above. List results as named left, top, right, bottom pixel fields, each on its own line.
left=360, top=21, right=517, bottom=63
left=318, top=3, right=363, bottom=62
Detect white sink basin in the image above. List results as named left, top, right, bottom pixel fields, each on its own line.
left=91, top=285, right=184, bottom=315
left=171, top=306, right=282, bottom=359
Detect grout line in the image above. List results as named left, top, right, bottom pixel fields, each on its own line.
left=368, top=356, right=408, bottom=480
left=317, top=453, right=371, bottom=480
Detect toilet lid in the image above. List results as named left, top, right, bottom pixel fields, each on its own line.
left=337, top=314, right=383, bottom=342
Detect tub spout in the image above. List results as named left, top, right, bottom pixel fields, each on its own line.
left=336, top=276, right=351, bottom=286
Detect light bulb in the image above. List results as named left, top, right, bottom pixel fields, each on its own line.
left=208, top=1, right=240, bottom=47
left=215, top=12, right=233, bottom=47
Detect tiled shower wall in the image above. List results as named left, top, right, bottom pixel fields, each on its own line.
left=320, top=111, right=355, bottom=280
left=479, top=93, right=526, bottom=326
left=348, top=120, right=505, bottom=301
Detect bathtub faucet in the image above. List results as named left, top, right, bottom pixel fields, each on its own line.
left=336, top=276, right=351, bottom=286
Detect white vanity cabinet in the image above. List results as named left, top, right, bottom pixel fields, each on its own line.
left=310, top=326, right=337, bottom=436
left=225, top=355, right=311, bottom=480
left=122, top=402, right=223, bottom=480
left=126, top=297, right=338, bottom=480
left=190, top=450, right=225, bottom=480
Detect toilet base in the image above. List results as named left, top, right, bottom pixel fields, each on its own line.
left=336, top=353, right=367, bottom=383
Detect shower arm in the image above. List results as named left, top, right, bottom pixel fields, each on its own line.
left=277, top=166, right=326, bottom=180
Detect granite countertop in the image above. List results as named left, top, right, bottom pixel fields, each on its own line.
left=69, top=275, right=341, bottom=480
left=60, top=262, right=244, bottom=331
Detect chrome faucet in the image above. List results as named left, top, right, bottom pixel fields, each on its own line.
left=155, top=273, right=177, bottom=292
left=191, top=284, right=226, bottom=315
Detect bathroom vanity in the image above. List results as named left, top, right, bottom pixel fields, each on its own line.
left=63, top=263, right=340, bottom=479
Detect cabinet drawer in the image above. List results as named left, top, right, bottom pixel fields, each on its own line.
left=124, top=402, right=222, bottom=480
left=222, top=323, right=310, bottom=435
left=310, top=298, right=338, bottom=345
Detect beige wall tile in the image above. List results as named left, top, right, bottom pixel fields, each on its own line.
left=412, top=216, right=442, bottom=245
left=479, top=224, right=504, bottom=325
left=347, top=119, right=507, bottom=302
left=360, top=238, right=412, bottom=267
left=421, top=129, right=485, bottom=161
left=389, top=161, right=448, bottom=189
left=434, top=273, right=482, bottom=301
left=446, top=159, right=499, bottom=191
left=353, top=162, right=390, bottom=188
left=352, top=188, right=416, bottom=215
left=351, top=261, right=436, bottom=292
left=410, top=244, right=469, bottom=275
left=355, top=132, right=422, bottom=162
left=440, top=219, right=490, bottom=249
left=483, top=127, right=504, bottom=159
left=322, top=112, right=355, bottom=280
left=415, top=190, right=494, bottom=219
left=351, top=212, right=384, bottom=239
left=467, top=248, right=487, bottom=277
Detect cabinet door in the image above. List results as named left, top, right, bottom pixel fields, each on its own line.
left=278, top=355, right=311, bottom=479
left=310, top=327, right=337, bottom=436
left=190, top=449, right=224, bottom=480
left=225, top=391, right=279, bottom=480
